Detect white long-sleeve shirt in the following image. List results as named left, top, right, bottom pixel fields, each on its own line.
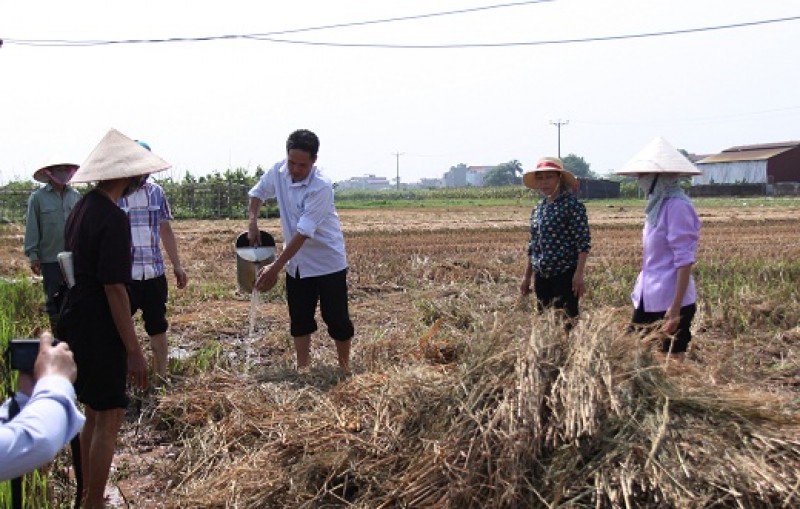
left=0, top=375, right=85, bottom=481
left=249, top=160, right=348, bottom=278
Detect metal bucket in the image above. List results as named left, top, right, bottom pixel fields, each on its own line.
left=235, top=231, right=276, bottom=293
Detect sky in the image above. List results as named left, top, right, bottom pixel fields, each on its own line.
left=1, top=0, right=799, bottom=185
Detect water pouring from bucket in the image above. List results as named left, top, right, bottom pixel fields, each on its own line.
left=235, top=231, right=277, bottom=345
left=235, top=231, right=276, bottom=294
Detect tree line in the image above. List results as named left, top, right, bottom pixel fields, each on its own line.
left=471, top=153, right=595, bottom=187
left=0, top=155, right=614, bottom=222
left=0, top=168, right=270, bottom=222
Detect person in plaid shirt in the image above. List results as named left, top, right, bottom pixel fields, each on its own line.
left=117, top=141, right=188, bottom=380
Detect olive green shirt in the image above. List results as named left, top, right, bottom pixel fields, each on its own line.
left=23, top=184, right=81, bottom=263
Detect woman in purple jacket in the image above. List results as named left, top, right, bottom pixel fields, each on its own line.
left=616, top=137, right=702, bottom=361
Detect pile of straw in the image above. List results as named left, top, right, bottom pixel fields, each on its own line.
left=155, top=311, right=800, bottom=508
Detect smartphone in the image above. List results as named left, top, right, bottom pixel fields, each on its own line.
left=8, top=339, right=42, bottom=373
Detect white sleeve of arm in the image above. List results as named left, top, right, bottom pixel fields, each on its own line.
left=0, top=376, right=86, bottom=481
left=248, top=161, right=282, bottom=201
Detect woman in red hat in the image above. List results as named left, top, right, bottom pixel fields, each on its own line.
left=520, top=156, right=591, bottom=327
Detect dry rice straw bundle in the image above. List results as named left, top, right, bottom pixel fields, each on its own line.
left=154, top=310, right=799, bottom=508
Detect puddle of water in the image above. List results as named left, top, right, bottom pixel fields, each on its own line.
left=105, top=475, right=127, bottom=508
left=170, top=290, right=265, bottom=371
left=169, top=347, right=191, bottom=360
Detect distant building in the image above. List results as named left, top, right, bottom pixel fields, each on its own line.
left=418, top=177, right=444, bottom=188
left=466, top=166, right=495, bottom=187
left=685, top=152, right=710, bottom=164
left=443, top=165, right=468, bottom=187
left=576, top=178, right=620, bottom=199
left=337, top=174, right=393, bottom=190
left=693, top=141, right=800, bottom=185
left=443, top=164, right=497, bottom=187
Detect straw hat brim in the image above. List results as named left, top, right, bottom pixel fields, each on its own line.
left=523, top=169, right=578, bottom=191
left=33, top=162, right=80, bottom=183
left=71, top=128, right=170, bottom=183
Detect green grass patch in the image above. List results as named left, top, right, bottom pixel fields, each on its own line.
left=0, top=277, right=53, bottom=508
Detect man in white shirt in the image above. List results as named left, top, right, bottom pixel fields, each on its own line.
left=0, top=332, right=85, bottom=481
left=248, top=129, right=354, bottom=374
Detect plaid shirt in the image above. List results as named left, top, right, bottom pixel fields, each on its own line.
left=118, top=182, right=173, bottom=280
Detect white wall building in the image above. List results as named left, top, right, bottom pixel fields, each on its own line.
left=693, top=141, right=800, bottom=185
left=465, top=166, right=494, bottom=187
left=337, top=174, right=393, bottom=190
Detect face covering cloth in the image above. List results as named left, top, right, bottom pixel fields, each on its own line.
left=639, top=174, right=692, bottom=226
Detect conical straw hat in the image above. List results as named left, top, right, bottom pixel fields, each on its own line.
left=32, top=155, right=79, bottom=183
left=615, top=136, right=701, bottom=176
left=72, top=128, right=170, bottom=183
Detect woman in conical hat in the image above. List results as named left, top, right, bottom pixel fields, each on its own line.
left=520, top=156, right=591, bottom=327
left=60, top=128, right=169, bottom=508
left=616, top=137, right=702, bottom=361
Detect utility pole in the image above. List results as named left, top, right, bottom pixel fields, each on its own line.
left=393, top=152, right=404, bottom=190
left=549, top=119, right=569, bottom=158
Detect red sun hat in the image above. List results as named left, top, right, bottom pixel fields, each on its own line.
left=523, top=156, right=579, bottom=192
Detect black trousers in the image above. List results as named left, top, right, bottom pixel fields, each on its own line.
left=286, top=269, right=354, bottom=341
left=534, top=267, right=579, bottom=319
left=41, top=262, right=65, bottom=317
left=631, top=299, right=696, bottom=353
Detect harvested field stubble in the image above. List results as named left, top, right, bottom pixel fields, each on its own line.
left=1, top=201, right=799, bottom=507
left=159, top=313, right=800, bottom=508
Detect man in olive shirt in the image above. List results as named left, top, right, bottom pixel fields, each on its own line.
left=24, top=159, right=81, bottom=329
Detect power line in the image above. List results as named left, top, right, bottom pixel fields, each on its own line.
left=255, top=15, right=800, bottom=49
left=2, top=0, right=554, bottom=47
left=3, top=10, right=799, bottom=49
left=256, top=0, right=556, bottom=37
